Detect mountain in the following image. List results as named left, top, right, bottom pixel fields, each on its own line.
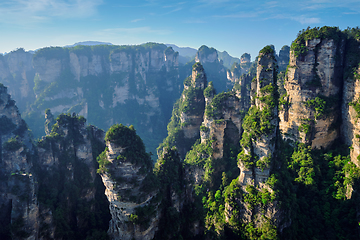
left=216, top=50, right=241, bottom=69
left=166, top=43, right=244, bottom=69
left=1, top=26, right=360, bottom=240
left=64, top=41, right=113, bottom=48
left=0, top=43, right=238, bottom=156
left=165, top=44, right=197, bottom=57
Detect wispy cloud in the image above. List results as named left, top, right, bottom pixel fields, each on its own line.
left=343, top=11, right=360, bottom=14
left=213, top=12, right=261, bottom=18
left=197, top=0, right=232, bottom=5
left=131, top=18, right=145, bottom=23
left=162, top=7, right=183, bottom=15
left=292, top=16, right=321, bottom=24
left=0, top=0, right=103, bottom=25
left=163, top=2, right=186, bottom=8
left=271, top=13, right=321, bottom=25
left=183, top=19, right=206, bottom=24
left=97, top=27, right=172, bottom=36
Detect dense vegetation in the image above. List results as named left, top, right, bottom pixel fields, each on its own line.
left=291, top=26, right=343, bottom=58
left=35, top=113, right=110, bottom=240
left=103, top=123, right=152, bottom=169
left=158, top=62, right=207, bottom=158
left=23, top=42, right=183, bottom=157
left=4, top=25, right=360, bottom=240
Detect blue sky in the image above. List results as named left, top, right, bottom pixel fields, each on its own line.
left=0, top=0, right=359, bottom=60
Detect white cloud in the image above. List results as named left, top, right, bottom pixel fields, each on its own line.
left=293, top=16, right=321, bottom=24
left=162, top=7, right=183, bottom=15
left=0, top=0, right=103, bottom=25
left=131, top=18, right=145, bottom=23
left=97, top=27, right=172, bottom=36
left=270, top=13, right=321, bottom=25
left=183, top=19, right=206, bottom=24
left=213, top=12, right=261, bottom=18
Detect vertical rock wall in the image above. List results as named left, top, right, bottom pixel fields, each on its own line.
left=238, top=47, right=278, bottom=187
left=0, top=85, right=38, bottom=240
left=99, top=126, right=159, bottom=240
left=279, top=38, right=344, bottom=148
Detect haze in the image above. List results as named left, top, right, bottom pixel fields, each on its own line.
left=1, top=0, right=359, bottom=59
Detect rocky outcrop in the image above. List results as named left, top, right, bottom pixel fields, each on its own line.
left=201, top=92, right=243, bottom=159
left=239, top=46, right=278, bottom=187
left=0, top=49, right=36, bottom=112
left=195, top=46, right=218, bottom=64
left=279, top=38, right=344, bottom=149
left=241, top=53, right=251, bottom=64
left=277, top=45, right=290, bottom=71
left=12, top=44, right=182, bottom=155
left=195, top=45, right=230, bottom=93
left=44, top=109, right=56, bottom=135
left=99, top=124, right=159, bottom=240
left=158, top=62, right=208, bottom=159
left=235, top=46, right=279, bottom=232
left=0, top=86, right=111, bottom=240
left=343, top=66, right=360, bottom=168
left=36, top=113, right=110, bottom=239
left=180, top=63, right=207, bottom=140
left=0, top=84, right=38, bottom=240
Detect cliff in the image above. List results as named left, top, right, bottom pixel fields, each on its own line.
left=98, top=124, right=159, bottom=240
left=279, top=33, right=344, bottom=149
left=0, top=43, right=236, bottom=157
left=233, top=46, right=279, bottom=236
left=0, top=49, right=36, bottom=113
left=175, top=27, right=360, bottom=239
left=35, top=113, right=110, bottom=239
left=0, top=92, right=110, bottom=239
left=2, top=26, right=360, bottom=240
left=158, top=62, right=207, bottom=158
left=194, top=45, right=230, bottom=93
left=0, top=84, right=38, bottom=240
left=3, top=43, right=182, bottom=156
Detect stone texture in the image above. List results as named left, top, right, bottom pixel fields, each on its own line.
left=342, top=66, right=360, bottom=168
left=100, top=141, right=159, bottom=240
left=0, top=85, right=38, bottom=240
left=279, top=38, right=344, bottom=148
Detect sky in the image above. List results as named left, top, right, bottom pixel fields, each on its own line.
left=0, top=0, right=359, bottom=60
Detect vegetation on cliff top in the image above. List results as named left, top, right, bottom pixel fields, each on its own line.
left=291, top=26, right=342, bottom=58
left=103, top=123, right=152, bottom=168
left=35, top=113, right=110, bottom=240
left=158, top=62, right=207, bottom=158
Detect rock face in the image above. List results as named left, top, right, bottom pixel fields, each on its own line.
left=0, top=90, right=110, bottom=240
left=278, top=45, right=290, bottom=71
left=0, top=49, right=36, bottom=113
left=279, top=38, right=344, bottom=149
left=241, top=53, right=251, bottom=64
left=194, top=45, right=230, bottom=93
left=98, top=124, right=159, bottom=240
left=195, top=46, right=218, bottom=64
left=342, top=65, right=360, bottom=169
left=226, top=60, right=252, bottom=90
left=35, top=113, right=110, bottom=239
left=158, top=62, right=207, bottom=159
left=232, top=46, right=280, bottom=232
left=201, top=92, right=243, bottom=159
left=0, top=84, right=38, bottom=240
left=1, top=44, right=182, bottom=156
left=239, top=46, right=278, bottom=187
left=181, top=63, right=207, bottom=140
left=2, top=27, right=360, bottom=240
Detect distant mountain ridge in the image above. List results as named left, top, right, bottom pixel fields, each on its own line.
left=166, top=43, right=243, bottom=68
left=64, top=41, right=113, bottom=48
